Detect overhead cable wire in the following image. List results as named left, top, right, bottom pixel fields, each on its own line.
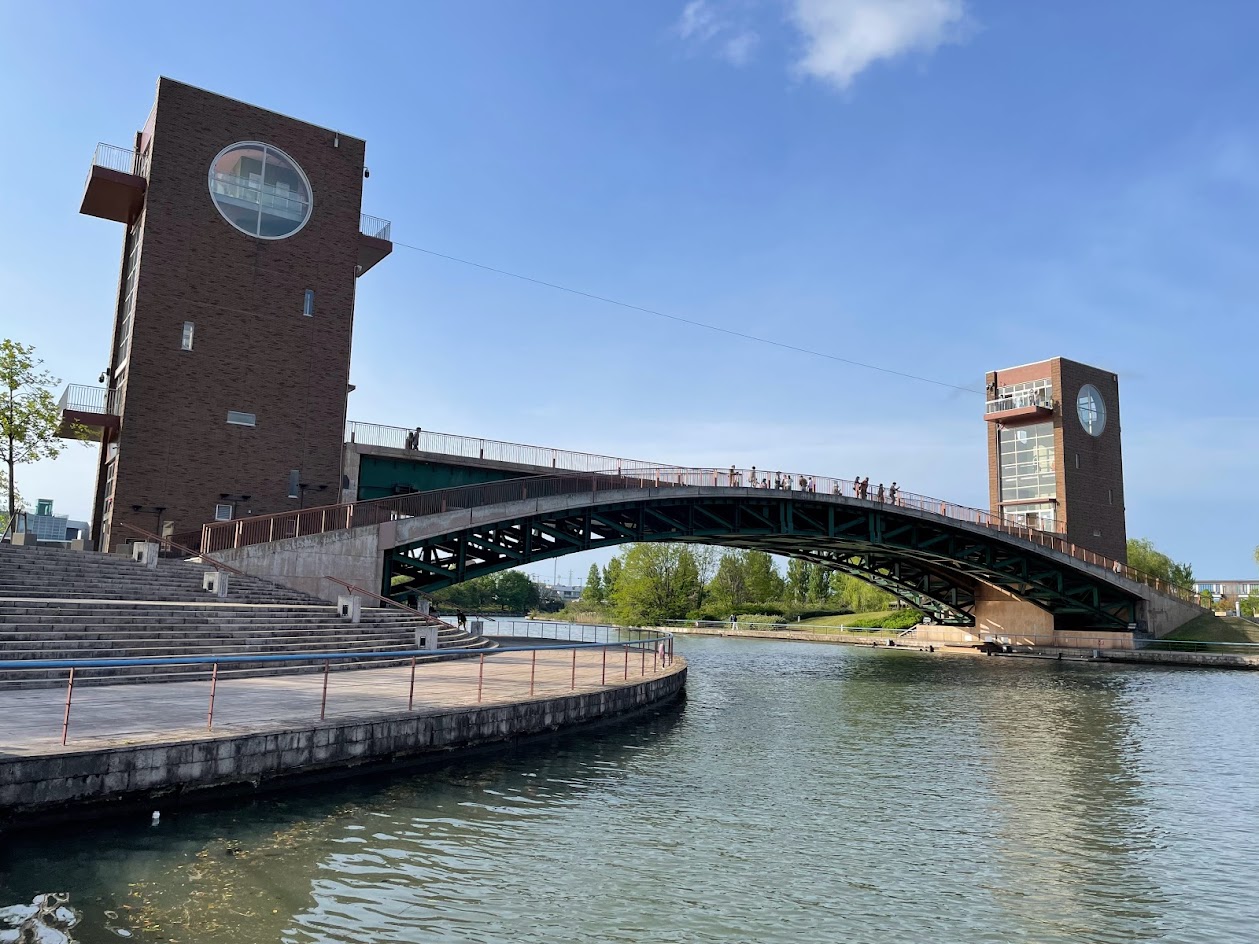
left=392, top=240, right=984, bottom=395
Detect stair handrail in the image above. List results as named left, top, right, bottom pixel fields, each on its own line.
left=322, top=575, right=457, bottom=630
left=115, top=522, right=248, bottom=578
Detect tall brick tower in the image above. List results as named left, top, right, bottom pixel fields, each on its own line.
left=67, top=78, right=391, bottom=550
left=984, top=357, right=1127, bottom=562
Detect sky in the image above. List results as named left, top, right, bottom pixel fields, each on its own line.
left=0, top=0, right=1256, bottom=579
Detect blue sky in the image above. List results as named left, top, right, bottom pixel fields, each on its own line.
left=0, top=0, right=1255, bottom=578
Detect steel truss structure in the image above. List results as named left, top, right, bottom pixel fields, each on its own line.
left=387, top=494, right=1140, bottom=628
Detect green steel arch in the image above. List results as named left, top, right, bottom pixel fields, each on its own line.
left=385, top=490, right=1144, bottom=629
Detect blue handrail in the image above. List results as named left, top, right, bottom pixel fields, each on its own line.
left=0, top=635, right=675, bottom=673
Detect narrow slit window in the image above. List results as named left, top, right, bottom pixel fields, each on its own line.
left=288, top=469, right=300, bottom=499
left=303, top=289, right=315, bottom=317
left=181, top=321, right=195, bottom=351
left=226, top=411, right=256, bottom=427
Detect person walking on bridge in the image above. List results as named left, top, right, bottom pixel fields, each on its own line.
left=876, top=483, right=885, bottom=503
left=889, top=482, right=899, bottom=505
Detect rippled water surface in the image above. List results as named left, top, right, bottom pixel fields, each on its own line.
left=4, top=636, right=1259, bottom=943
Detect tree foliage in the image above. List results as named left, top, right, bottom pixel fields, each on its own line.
left=431, top=570, right=541, bottom=613
left=0, top=341, right=70, bottom=526
left=1126, top=538, right=1194, bottom=591
left=582, top=563, right=604, bottom=603
left=609, top=544, right=702, bottom=625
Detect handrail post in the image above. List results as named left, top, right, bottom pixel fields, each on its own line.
left=207, top=662, right=219, bottom=730
left=641, top=645, right=646, bottom=676
left=530, top=650, right=537, bottom=696
left=624, top=648, right=629, bottom=680
left=61, top=667, right=76, bottom=745
left=320, top=660, right=330, bottom=720
left=602, top=648, right=607, bottom=685
left=571, top=649, right=577, bottom=690
left=477, top=653, right=485, bottom=702
left=408, top=656, right=417, bottom=710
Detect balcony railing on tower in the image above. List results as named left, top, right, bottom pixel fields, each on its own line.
left=80, top=143, right=148, bottom=224
left=984, top=394, right=1055, bottom=423
left=57, top=384, right=121, bottom=439
left=357, top=213, right=393, bottom=275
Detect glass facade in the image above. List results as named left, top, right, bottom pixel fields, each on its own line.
left=999, top=422, right=1056, bottom=501
left=1001, top=500, right=1057, bottom=531
left=997, top=378, right=1053, bottom=405
left=208, top=142, right=312, bottom=239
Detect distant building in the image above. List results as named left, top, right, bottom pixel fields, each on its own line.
left=540, top=582, right=583, bottom=603
left=1194, top=580, right=1259, bottom=602
left=14, top=499, right=89, bottom=544
left=985, top=357, right=1127, bottom=562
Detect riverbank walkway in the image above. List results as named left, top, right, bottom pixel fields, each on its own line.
left=0, top=646, right=677, bottom=758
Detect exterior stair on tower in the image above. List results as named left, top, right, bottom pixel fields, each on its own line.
left=0, top=543, right=494, bottom=689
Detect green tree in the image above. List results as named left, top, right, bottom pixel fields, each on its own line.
left=0, top=341, right=70, bottom=528
left=786, top=559, right=813, bottom=603
left=610, top=544, right=701, bottom=625
left=602, top=557, right=623, bottom=601
left=835, top=574, right=895, bottom=613
left=1126, top=538, right=1194, bottom=591
left=708, top=551, right=751, bottom=613
left=807, top=565, right=832, bottom=603
left=581, top=563, right=604, bottom=603
left=744, top=550, right=785, bottom=603
left=494, top=570, right=540, bottom=612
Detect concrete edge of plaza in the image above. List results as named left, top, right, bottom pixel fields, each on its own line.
left=0, top=660, right=686, bottom=830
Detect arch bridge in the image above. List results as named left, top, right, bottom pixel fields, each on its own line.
left=205, top=469, right=1204, bottom=638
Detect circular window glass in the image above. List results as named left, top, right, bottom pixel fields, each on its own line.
left=208, top=142, right=312, bottom=239
left=1077, top=384, right=1107, bottom=436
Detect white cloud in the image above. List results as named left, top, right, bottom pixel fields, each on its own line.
left=789, top=0, right=968, bottom=90
left=674, top=0, right=760, bottom=66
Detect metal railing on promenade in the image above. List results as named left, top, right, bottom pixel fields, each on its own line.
left=90, top=142, right=148, bottom=178
left=0, top=632, right=676, bottom=747
left=200, top=466, right=1198, bottom=605
left=58, top=384, right=120, bottom=416
left=491, top=619, right=660, bottom=646
left=359, top=213, right=392, bottom=240
left=346, top=420, right=672, bottom=475
left=666, top=618, right=909, bottom=636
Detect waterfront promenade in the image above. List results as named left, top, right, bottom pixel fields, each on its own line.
left=0, top=645, right=686, bottom=824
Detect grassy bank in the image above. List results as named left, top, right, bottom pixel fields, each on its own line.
left=1165, top=614, right=1259, bottom=644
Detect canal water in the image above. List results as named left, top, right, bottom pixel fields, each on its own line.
left=3, top=635, right=1258, bottom=943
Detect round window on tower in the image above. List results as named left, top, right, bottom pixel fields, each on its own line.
left=1077, top=384, right=1107, bottom=437
left=208, top=142, right=313, bottom=239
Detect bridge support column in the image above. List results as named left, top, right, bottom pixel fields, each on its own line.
left=972, top=584, right=1056, bottom=638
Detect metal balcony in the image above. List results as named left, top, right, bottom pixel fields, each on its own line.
left=80, top=143, right=148, bottom=224
left=357, top=213, right=392, bottom=276
left=984, top=395, right=1055, bottom=423
left=57, top=384, right=120, bottom=439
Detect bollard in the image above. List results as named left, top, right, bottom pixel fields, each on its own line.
left=337, top=595, right=362, bottom=623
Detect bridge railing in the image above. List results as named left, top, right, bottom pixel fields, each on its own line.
left=200, top=466, right=1198, bottom=605
left=345, top=420, right=674, bottom=476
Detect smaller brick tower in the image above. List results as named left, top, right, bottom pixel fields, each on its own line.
left=984, top=357, right=1127, bottom=562
left=68, top=78, right=391, bottom=550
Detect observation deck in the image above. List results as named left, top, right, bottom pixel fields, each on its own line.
left=57, top=384, right=120, bottom=438
left=80, top=144, right=147, bottom=224
left=984, top=394, right=1055, bottom=423
left=357, top=213, right=392, bottom=275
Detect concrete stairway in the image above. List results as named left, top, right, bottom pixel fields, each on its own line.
left=0, top=543, right=494, bottom=688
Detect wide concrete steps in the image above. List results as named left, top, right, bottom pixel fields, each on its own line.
left=0, top=543, right=328, bottom=605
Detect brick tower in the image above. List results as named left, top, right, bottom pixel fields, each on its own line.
left=68, top=78, right=391, bottom=550
left=984, top=357, right=1127, bottom=562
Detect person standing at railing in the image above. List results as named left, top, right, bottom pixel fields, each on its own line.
left=750, top=466, right=757, bottom=487
left=889, top=482, right=899, bottom=505
left=798, top=475, right=808, bottom=492
left=876, top=483, right=886, bottom=503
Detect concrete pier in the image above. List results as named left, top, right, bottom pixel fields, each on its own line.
left=0, top=647, right=685, bottom=827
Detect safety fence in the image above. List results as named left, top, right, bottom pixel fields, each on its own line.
left=346, top=421, right=671, bottom=476
left=0, top=632, right=676, bottom=749
left=665, top=618, right=911, bottom=637
left=200, top=465, right=1199, bottom=606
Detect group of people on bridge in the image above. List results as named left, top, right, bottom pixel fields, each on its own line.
left=725, top=467, right=901, bottom=505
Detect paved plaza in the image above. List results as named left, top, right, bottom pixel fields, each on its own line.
left=0, top=645, right=675, bottom=758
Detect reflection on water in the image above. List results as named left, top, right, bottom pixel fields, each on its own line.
left=3, top=637, right=1259, bottom=943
